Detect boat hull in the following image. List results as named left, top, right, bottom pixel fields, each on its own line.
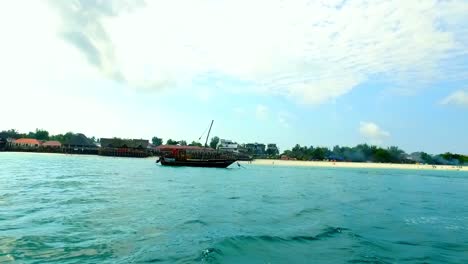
left=160, top=158, right=236, bottom=168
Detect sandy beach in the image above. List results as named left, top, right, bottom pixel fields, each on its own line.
left=241, top=159, right=467, bottom=171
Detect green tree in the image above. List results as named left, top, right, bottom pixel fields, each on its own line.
left=311, top=147, right=328, bottom=160
left=166, top=139, right=178, bottom=145
left=266, top=147, right=279, bottom=156
left=387, top=146, right=406, bottom=163
left=179, top=140, right=187, bottom=146
left=209, top=136, right=219, bottom=149
left=420, top=152, right=434, bottom=164
left=63, top=132, right=74, bottom=143
left=34, top=129, right=49, bottom=140
left=49, top=134, right=64, bottom=142
left=152, top=136, right=163, bottom=146
left=373, top=148, right=392, bottom=163
left=189, top=141, right=203, bottom=147
left=47, top=131, right=75, bottom=143
left=0, top=129, right=21, bottom=139
left=27, top=131, right=36, bottom=139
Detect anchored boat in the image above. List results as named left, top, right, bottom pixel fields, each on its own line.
left=156, top=120, right=237, bottom=168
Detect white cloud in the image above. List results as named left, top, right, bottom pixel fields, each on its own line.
left=278, top=111, right=295, bottom=128
left=359, top=122, right=390, bottom=144
left=278, top=116, right=289, bottom=128
left=2, top=0, right=468, bottom=104
left=233, top=107, right=246, bottom=115
left=196, top=88, right=214, bottom=102
left=256, top=105, right=269, bottom=120
left=440, top=90, right=468, bottom=108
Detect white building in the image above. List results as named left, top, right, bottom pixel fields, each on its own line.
left=217, top=139, right=239, bottom=153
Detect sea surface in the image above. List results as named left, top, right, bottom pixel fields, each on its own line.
left=0, top=153, right=467, bottom=263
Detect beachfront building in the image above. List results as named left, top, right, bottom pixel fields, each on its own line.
left=281, top=155, right=297, bottom=160
left=62, top=133, right=98, bottom=154
left=5, top=138, right=16, bottom=149
left=13, top=138, right=42, bottom=149
left=42, top=141, right=62, bottom=148
left=0, top=137, right=6, bottom=151
left=99, top=138, right=150, bottom=157
left=217, top=139, right=239, bottom=153
left=245, top=143, right=266, bottom=156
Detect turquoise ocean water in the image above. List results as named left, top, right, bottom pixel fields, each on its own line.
left=0, top=152, right=467, bottom=263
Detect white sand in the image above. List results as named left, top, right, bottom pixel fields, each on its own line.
left=240, top=159, right=467, bottom=171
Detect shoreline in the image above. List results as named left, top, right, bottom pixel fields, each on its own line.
left=1, top=152, right=466, bottom=171
left=242, top=159, right=467, bottom=171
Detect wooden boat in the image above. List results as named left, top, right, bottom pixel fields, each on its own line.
left=156, top=120, right=237, bottom=168
left=158, top=157, right=236, bottom=168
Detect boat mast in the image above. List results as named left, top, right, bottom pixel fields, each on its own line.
left=201, top=120, right=214, bottom=160
left=204, top=120, right=214, bottom=148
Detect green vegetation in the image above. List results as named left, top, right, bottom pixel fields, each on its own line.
left=49, top=132, right=75, bottom=143
left=151, top=136, right=163, bottom=146
left=209, top=136, right=220, bottom=149
left=189, top=141, right=203, bottom=147
left=0, top=129, right=21, bottom=139
left=0, top=128, right=49, bottom=140
left=0, top=129, right=77, bottom=143
left=282, top=143, right=467, bottom=165
left=1, top=128, right=466, bottom=165
left=266, top=149, right=279, bottom=156
left=30, top=129, right=49, bottom=140
left=166, top=139, right=179, bottom=145
left=440, top=152, right=468, bottom=164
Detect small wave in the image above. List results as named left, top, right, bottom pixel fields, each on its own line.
left=399, top=256, right=432, bottom=262
left=294, top=207, right=323, bottom=217
left=143, top=257, right=164, bottom=263
left=183, top=219, right=208, bottom=226
left=58, top=197, right=109, bottom=205
left=200, top=247, right=224, bottom=261
left=394, top=241, right=419, bottom=246
left=198, top=226, right=350, bottom=262
left=347, top=256, right=390, bottom=263
left=227, top=227, right=348, bottom=243
left=227, top=196, right=240, bottom=200
left=0, top=235, right=113, bottom=262
left=357, top=198, right=377, bottom=204
left=432, top=242, right=468, bottom=252
left=261, top=194, right=283, bottom=204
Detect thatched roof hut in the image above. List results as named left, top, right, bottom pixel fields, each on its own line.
left=63, top=133, right=96, bottom=148
left=100, top=138, right=149, bottom=149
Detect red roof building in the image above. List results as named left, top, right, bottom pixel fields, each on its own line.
left=42, top=141, right=62, bottom=148
left=13, top=138, right=42, bottom=147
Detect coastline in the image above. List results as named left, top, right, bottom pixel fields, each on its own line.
left=242, top=159, right=467, bottom=171
left=1, top=152, right=466, bottom=171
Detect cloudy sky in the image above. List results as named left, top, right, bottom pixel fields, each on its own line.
left=1, top=0, right=467, bottom=153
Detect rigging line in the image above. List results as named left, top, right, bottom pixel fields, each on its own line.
left=198, top=124, right=209, bottom=141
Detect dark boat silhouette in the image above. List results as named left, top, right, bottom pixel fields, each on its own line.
left=156, top=120, right=237, bottom=168
left=158, top=156, right=236, bottom=168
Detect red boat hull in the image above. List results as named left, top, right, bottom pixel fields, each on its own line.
left=160, top=158, right=236, bottom=168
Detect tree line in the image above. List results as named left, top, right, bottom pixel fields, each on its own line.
left=2, top=128, right=466, bottom=165
left=151, top=136, right=219, bottom=148
left=0, top=129, right=99, bottom=143
left=282, top=143, right=467, bottom=165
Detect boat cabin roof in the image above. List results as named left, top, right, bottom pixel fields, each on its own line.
left=155, top=145, right=214, bottom=151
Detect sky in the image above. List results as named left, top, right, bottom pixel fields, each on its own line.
left=0, top=0, right=467, bottom=154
